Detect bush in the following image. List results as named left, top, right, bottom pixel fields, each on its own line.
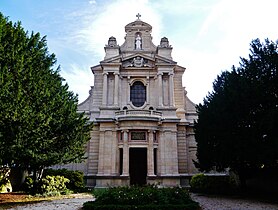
left=44, top=169, right=84, bottom=192
left=23, top=175, right=70, bottom=196
left=190, top=173, right=237, bottom=194
left=83, top=185, right=199, bottom=210
left=40, top=175, right=70, bottom=196
left=0, top=167, right=12, bottom=192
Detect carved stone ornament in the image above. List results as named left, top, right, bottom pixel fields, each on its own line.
left=123, top=56, right=153, bottom=68
left=107, top=36, right=117, bottom=47
left=132, top=56, right=144, bottom=67
left=160, top=37, right=169, bottom=48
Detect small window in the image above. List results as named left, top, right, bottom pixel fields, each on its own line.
left=130, top=81, right=146, bottom=107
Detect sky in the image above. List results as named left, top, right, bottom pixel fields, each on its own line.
left=1, top=0, right=278, bottom=104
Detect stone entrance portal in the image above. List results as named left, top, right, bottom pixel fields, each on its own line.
left=129, top=148, right=147, bottom=185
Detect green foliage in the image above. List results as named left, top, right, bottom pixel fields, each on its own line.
left=24, top=175, right=70, bottom=196
left=44, top=168, right=84, bottom=192
left=83, top=185, right=199, bottom=210
left=0, top=180, right=12, bottom=193
left=83, top=203, right=199, bottom=210
left=0, top=167, right=9, bottom=186
left=0, top=12, right=92, bottom=178
left=0, top=167, right=12, bottom=192
left=23, top=176, right=34, bottom=191
left=195, top=38, right=278, bottom=181
left=40, top=175, right=70, bottom=196
left=190, top=174, right=238, bottom=194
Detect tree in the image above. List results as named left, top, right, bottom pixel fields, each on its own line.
left=194, top=39, right=278, bottom=186
left=0, top=13, right=92, bottom=187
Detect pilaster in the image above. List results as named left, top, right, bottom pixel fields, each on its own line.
left=122, top=130, right=129, bottom=176
left=147, top=130, right=155, bottom=176
left=102, top=73, right=108, bottom=105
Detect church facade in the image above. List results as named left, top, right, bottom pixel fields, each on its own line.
left=64, top=16, right=198, bottom=187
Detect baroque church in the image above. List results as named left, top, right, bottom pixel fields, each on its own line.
left=58, top=15, right=198, bottom=187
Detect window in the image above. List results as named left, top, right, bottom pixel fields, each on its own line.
left=130, top=81, right=146, bottom=107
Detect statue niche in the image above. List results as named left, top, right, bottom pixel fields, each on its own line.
left=135, top=34, right=142, bottom=50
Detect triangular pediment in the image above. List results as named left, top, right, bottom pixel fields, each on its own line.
left=155, top=55, right=177, bottom=65
left=100, top=55, right=122, bottom=64
left=122, top=53, right=155, bottom=68
left=100, top=53, right=177, bottom=68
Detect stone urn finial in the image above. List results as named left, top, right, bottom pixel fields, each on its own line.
left=160, top=37, right=169, bottom=48
left=108, top=36, right=117, bottom=47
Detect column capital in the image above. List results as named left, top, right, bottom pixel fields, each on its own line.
left=157, top=72, right=163, bottom=76
left=168, top=72, right=174, bottom=76
left=114, top=72, right=119, bottom=75
left=102, top=72, right=108, bottom=76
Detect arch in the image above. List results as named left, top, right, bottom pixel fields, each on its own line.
left=130, top=81, right=146, bottom=107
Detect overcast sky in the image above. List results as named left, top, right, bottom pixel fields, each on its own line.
left=1, top=0, right=278, bottom=104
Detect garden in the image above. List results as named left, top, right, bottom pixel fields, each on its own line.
left=83, top=185, right=200, bottom=210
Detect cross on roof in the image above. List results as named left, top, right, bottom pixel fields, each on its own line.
left=136, top=13, right=141, bottom=20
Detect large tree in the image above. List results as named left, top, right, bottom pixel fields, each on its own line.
left=194, top=39, right=278, bottom=185
left=0, top=13, right=92, bottom=183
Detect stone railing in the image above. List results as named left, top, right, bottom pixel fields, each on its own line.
left=115, top=110, right=162, bottom=117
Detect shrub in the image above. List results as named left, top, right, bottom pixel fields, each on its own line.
left=190, top=173, right=237, bottom=194
left=40, top=175, right=70, bottom=196
left=0, top=167, right=12, bottom=193
left=44, top=169, right=84, bottom=192
left=83, top=185, right=199, bottom=210
left=23, top=175, right=70, bottom=196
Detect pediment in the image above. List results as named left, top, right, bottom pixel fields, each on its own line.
left=100, top=53, right=177, bottom=68
left=155, top=55, right=177, bottom=65
left=122, top=53, right=155, bottom=68
left=101, top=55, right=122, bottom=64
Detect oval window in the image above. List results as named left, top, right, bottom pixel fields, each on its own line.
left=130, top=81, right=146, bottom=107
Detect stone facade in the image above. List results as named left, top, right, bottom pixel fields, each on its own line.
left=55, top=16, right=198, bottom=187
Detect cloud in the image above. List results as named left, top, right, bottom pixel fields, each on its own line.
left=56, top=0, right=278, bottom=104
left=60, top=63, right=94, bottom=103
left=58, top=0, right=164, bottom=102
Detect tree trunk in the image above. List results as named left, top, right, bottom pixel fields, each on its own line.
left=9, top=167, right=28, bottom=191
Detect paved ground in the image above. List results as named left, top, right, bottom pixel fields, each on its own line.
left=8, top=194, right=95, bottom=210
left=191, top=193, right=278, bottom=210
left=4, top=193, right=278, bottom=210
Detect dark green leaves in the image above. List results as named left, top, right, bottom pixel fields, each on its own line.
left=195, top=38, right=278, bottom=174
left=0, top=13, right=92, bottom=171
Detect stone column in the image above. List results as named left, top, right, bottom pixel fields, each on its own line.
left=114, top=72, right=119, bottom=106
left=169, top=72, right=174, bottom=107
left=102, top=72, right=108, bottom=105
left=122, top=130, right=129, bottom=176
left=147, top=130, right=155, bottom=176
left=157, top=73, right=163, bottom=106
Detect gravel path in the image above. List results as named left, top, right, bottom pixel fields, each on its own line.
left=10, top=195, right=95, bottom=210
left=5, top=193, right=278, bottom=210
left=191, top=193, right=278, bottom=210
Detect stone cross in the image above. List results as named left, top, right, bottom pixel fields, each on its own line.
left=136, top=13, right=141, bottom=20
